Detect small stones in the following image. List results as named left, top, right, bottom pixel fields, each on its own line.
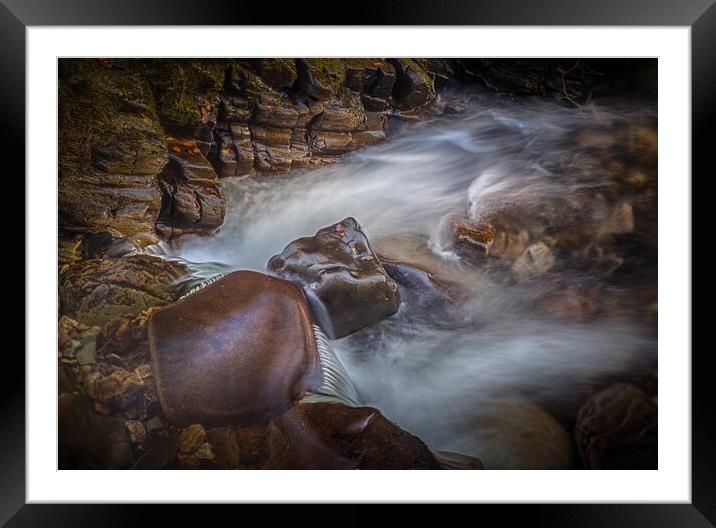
left=178, top=424, right=207, bottom=454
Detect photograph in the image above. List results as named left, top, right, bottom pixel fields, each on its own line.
left=56, top=57, right=659, bottom=471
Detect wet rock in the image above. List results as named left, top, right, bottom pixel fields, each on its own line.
left=58, top=255, right=189, bottom=326
left=512, top=242, right=556, bottom=280
left=263, top=402, right=440, bottom=469
left=148, top=270, right=322, bottom=427
left=156, top=137, right=225, bottom=240
left=379, top=256, right=456, bottom=316
left=575, top=383, right=657, bottom=469
left=178, top=424, right=207, bottom=453
left=446, top=216, right=496, bottom=263
left=267, top=217, right=400, bottom=339
left=389, top=59, right=436, bottom=110
left=466, top=397, right=573, bottom=470
left=251, top=58, right=297, bottom=90
left=59, top=392, right=132, bottom=469
left=296, top=59, right=346, bottom=101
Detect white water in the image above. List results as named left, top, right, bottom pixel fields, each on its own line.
left=170, top=90, right=657, bottom=468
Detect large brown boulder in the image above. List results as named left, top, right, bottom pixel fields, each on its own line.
left=267, top=217, right=400, bottom=339
left=263, top=402, right=440, bottom=469
left=147, top=271, right=323, bottom=428
left=575, top=383, right=657, bottom=469
left=59, top=255, right=189, bottom=326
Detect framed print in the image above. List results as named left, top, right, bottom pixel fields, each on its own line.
left=8, top=0, right=712, bottom=523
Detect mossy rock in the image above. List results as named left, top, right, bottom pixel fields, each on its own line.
left=139, top=59, right=229, bottom=130
left=296, top=59, right=347, bottom=100
left=389, top=58, right=436, bottom=110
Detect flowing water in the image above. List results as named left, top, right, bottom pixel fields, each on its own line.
left=167, top=89, right=658, bottom=468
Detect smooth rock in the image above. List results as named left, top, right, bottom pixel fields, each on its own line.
left=148, top=270, right=322, bottom=427
left=465, top=397, right=573, bottom=470
left=267, top=217, right=400, bottom=339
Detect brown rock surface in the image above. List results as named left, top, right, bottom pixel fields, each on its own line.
left=268, top=217, right=400, bottom=339
left=148, top=270, right=322, bottom=427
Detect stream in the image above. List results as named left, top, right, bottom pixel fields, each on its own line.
left=165, top=89, right=658, bottom=468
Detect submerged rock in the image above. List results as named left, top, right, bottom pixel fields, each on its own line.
left=379, top=256, right=457, bottom=317
left=267, top=217, right=400, bottom=339
left=465, top=397, right=573, bottom=470
left=58, top=255, right=189, bottom=326
left=575, top=383, right=657, bottom=469
left=512, top=241, right=556, bottom=281
left=148, top=271, right=322, bottom=427
left=263, top=401, right=440, bottom=469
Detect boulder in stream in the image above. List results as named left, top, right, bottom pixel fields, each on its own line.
left=148, top=270, right=323, bottom=427
left=267, top=217, right=400, bottom=339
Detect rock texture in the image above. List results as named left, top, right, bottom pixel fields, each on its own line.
left=59, top=60, right=168, bottom=244
left=155, top=137, right=226, bottom=240
left=59, top=255, right=189, bottom=326
left=267, top=217, right=400, bottom=339
left=148, top=271, right=322, bottom=427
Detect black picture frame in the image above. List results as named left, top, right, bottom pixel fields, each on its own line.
left=7, top=0, right=712, bottom=524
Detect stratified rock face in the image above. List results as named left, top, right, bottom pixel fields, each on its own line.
left=59, top=60, right=167, bottom=243
left=263, top=402, right=440, bottom=469
left=147, top=271, right=323, bottom=428
left=155, top=137, right=226, bottom=240
left=575, top=384, right=657, bottom=469
left=210, top=58, right=438, bottom=177
left=267, top=217, right=400, bottom=339
left=59, top=255, right=189, bottom=326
